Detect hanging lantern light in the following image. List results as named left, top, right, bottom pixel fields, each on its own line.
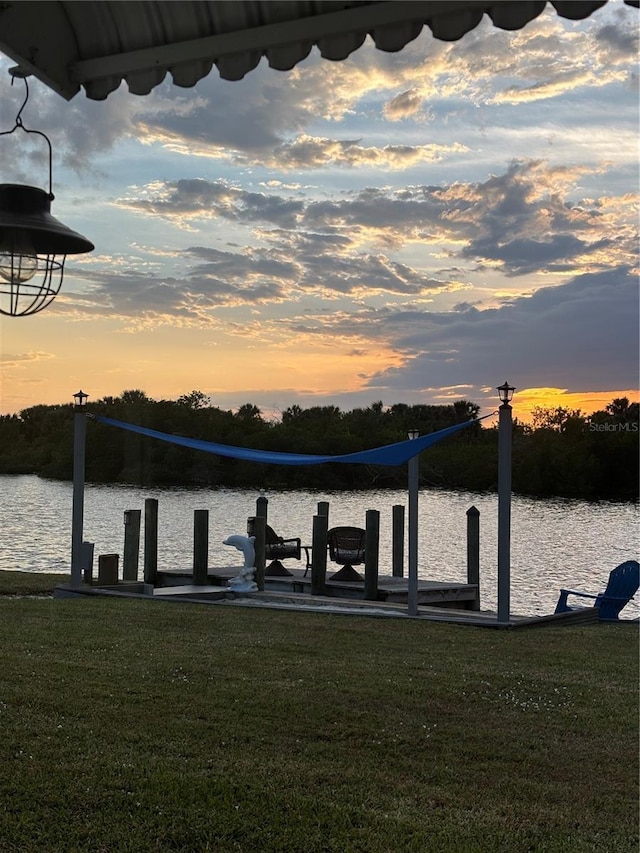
left=0, top=68, right=94, bottom=317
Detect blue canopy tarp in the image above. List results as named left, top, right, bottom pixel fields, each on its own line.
left=92, top=413, right=489, bottom=467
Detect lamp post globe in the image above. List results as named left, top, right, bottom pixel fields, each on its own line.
left=73, top=389, right=89, bottom=409
left=497, top=381, right=515, bottom=407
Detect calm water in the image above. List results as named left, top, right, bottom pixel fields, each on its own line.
left=1, top=474, right=638, bottom=619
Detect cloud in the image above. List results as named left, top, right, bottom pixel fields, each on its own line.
left=0, top=69, right=141, bottom=180
left=105, top=157, right=636, bottom=319
left=71, top=151, right=551, bottom=323
left=116, top=179, right=306, bottom=229
left=383, top=88, right=426, bottom=121
left=1, top=7, right=635, bottom=180
left=237, top=136, right=466, bottom=170
left=0, top=351, right=55, bottom=367
left=593, top=20, right=640, bottom=62
left=462, top=233, right=614, bottom=275
left=59, top=261, right=293, bottom=326
left=63, top=226, right=456, bottom=327
left=351, top=267, right=640, bottom=394
left=1, top=5, right=637, bottom=422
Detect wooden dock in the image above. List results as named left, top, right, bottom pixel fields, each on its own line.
left=156, top=565, right=480, bottom=610
left=53, top=579, right=600, bottom=628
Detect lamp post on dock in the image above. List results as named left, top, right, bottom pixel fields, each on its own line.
left=407, top=429, right=420, bottom=616
left=497, top=381, right=515, bottom=625
left=70, top=389, right=88, bottom=588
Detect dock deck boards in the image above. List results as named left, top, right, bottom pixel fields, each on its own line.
left=53, top=580, right=600, bottom=628
left=157, top=566, right=479, bottom=609
left=53, top=561, right=603, bottom=628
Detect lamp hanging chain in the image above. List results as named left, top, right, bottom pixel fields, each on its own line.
left=0, top=71, right=53, bottom=199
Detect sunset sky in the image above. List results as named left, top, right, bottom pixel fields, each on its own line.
left=0, top=2, right=638, bottom=423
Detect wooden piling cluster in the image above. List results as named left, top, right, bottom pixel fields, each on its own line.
left=92, top=495, right=482, bottom=610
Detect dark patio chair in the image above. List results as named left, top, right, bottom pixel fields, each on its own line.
left=247, top=517, right=301, bottom=576
left=555, top=560, right=639, bottom=621
left=327, top=526, right=366, bottom=582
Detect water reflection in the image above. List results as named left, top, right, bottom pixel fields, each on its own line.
left=1, top=474, right=637, bottom=619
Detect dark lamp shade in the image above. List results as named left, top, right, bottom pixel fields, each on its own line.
left=0, top=184, right=94, bottom=255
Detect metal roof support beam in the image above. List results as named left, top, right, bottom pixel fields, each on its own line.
left=69, top=1, right=440, bottom=85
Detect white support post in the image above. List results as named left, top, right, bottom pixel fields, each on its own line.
left=407, top=430, right=420, bottom=616
left=497, top=397, right=513, bottom=624
left=70, top=391, right=88, bottom=588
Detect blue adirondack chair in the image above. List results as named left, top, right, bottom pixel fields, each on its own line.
left=555, top=560, right=639, bottom=620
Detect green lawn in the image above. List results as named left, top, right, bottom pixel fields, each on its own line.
left=0, top=570, right=65, bottom=596
left=0, top=573, right=637, bottom=852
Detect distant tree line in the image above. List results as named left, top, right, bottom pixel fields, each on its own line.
left=0, top=391, right=637, bottom=500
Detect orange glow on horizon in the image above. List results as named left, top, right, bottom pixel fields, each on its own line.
left=511, top=387, right=639, bottom=423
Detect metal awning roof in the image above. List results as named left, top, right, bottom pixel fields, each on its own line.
left=0, top=0, right=637, bottom=101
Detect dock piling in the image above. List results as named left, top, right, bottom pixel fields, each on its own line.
left=81, top=541, right=94, bottom=584
left=311, top=514, right=328, bottom=595
left=143, top=498, right=158, bottom=586
left=256, top=494, right=268, bottom=522
left=252, top=514, right=266, bottom=591
left=123, top=509, right=141, bottom=581
left=466, top=506, right=480, bottom=611
left=193, top=509, right=209, bottom=585
left=364, top=509, right=380, bottom=600
left=98, top=553, right=119, bottom=585
left=392, top=504, right=404, bottom=577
